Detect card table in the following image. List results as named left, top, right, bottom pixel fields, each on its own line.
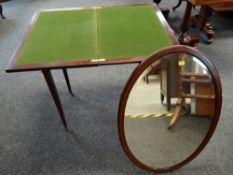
left=6, top=4, right=178, bottom=130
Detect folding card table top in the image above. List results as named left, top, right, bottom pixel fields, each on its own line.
left=5, top=4, right=178, bottom=129
left=6, top=4, right=176, bottom=72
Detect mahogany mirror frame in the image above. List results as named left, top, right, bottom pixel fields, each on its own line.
left=118, top=45, right=222, bottom=173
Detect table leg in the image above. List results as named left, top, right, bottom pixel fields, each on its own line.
left=173, top=0, right=185, bottom=11
left=161, top=93, right=164, bottom=103
left=42, top=70, right=68, bottom=130
left=0, top=4, right=6, bottom=19
left=62, top=68, right=74, bottom=96
left=153, top=0, right=161, bottom=4
left=153, top=0, right=170, bottom=20
left=193, top=6, right=215, bottom=43
left=179, top=1, right=199, bottom=46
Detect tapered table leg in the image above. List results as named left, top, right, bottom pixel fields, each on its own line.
left=0, top=4, right=6, bottom=19
left=173, top=0, right=184, bottom=11
left=62, top=68, right=74, bottom=96
left=42, top=70, right=68, bottom=130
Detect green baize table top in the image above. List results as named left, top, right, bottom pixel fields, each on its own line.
left=16, top=5, right=172, bottom=65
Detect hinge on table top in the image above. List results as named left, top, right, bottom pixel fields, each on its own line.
left=91, top=59, right=106, bottom=62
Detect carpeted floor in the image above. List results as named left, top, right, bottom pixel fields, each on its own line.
left=0, top=0, right=233, bottom=174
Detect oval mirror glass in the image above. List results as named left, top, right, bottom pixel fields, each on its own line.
left=118, top=46, right=222, bottom=173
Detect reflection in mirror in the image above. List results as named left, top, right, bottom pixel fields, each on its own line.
left=124, top=53, right=215, bottom=169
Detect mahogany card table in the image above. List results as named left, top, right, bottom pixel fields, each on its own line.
left=6, top=4, right=177, bottom=130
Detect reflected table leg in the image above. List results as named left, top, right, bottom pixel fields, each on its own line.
left=168, top=98, right=185, bottom=129
left=42, top=69, right=68, bottom=131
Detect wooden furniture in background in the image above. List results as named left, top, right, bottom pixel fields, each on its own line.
left=179, top=0, right=233, bottom=45
left=173, top=0, right=186, bottom=11
left=193, top=1, right=233, bottom=43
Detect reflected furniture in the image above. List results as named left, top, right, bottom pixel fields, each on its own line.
left=196, top=79, right=215, bottom=116
left=169, top=54, right=215, bottom=128
left=6, top=4, right=177, bottom=130
left=160, top=55, right=179, bottom=111
left=143, top=55, right=180, bottom=112
left=143, top=65, right=160, bottom=84
left=179, top=0, right=233, bottom=44
left=169, top=71, right=215, bottom=128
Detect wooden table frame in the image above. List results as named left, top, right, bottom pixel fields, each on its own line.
left=5, top=3, right=178, bottom=130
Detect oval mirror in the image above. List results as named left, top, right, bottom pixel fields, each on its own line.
left=118, top=45, right=222, bottom=173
